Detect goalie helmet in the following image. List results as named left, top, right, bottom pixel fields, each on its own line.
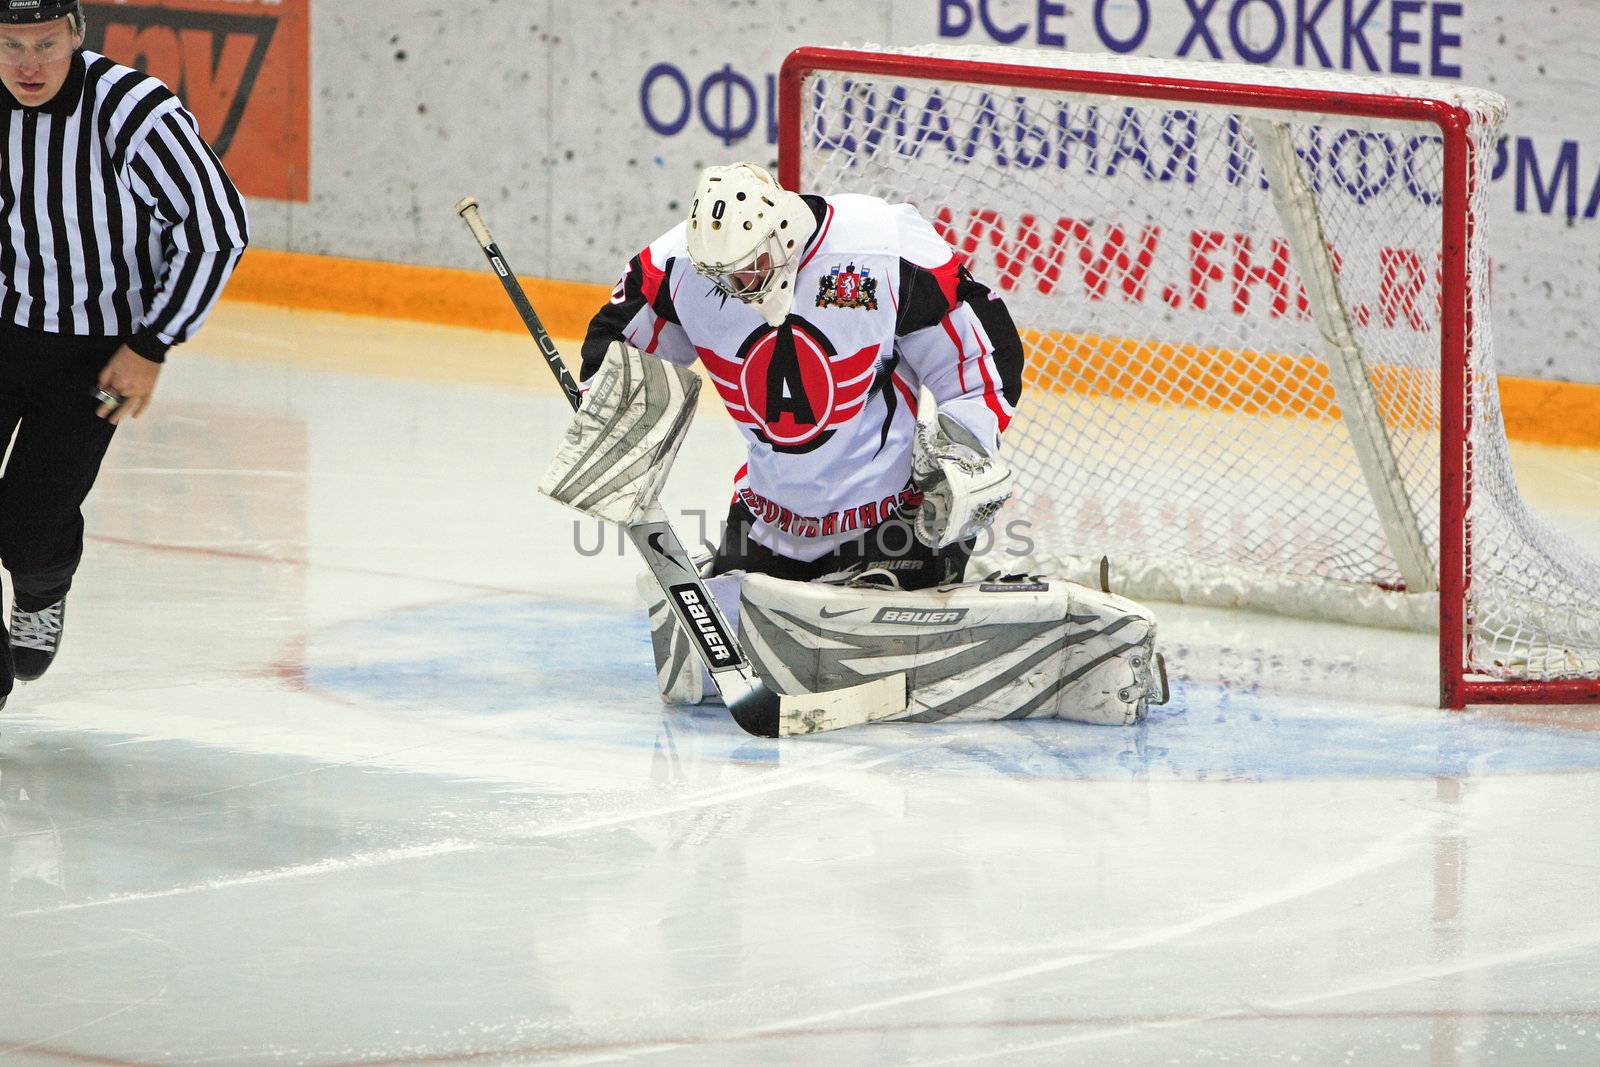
left=686, top=163, right=816, bottom=327
left=0, top=0, right=78, bottom=24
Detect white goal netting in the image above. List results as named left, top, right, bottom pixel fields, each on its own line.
left=788, top=44, right=1600, bottom=690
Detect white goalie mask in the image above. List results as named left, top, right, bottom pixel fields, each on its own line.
left=686, top=163, right=817, bottom=326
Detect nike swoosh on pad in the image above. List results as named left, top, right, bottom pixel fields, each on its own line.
left=819, top=607, right=866, bottom=619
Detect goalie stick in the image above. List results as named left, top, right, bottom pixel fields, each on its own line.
left=453, top=196, right=908, bottom=737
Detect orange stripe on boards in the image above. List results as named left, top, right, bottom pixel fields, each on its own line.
left=1023, top=331, right=1344, bottom=421
left=223, top=248, right=612, bottom=342
left=1022, top=331, right=1600, bottom=448
left=1498, top=376, right=1600, bottom=449
left=222, top=250, right=1600, bottom=450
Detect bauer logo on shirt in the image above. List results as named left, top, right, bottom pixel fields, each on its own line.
left=816, top=263, right=878, bottom=311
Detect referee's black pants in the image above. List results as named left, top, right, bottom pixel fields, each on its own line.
left=0, top=324, right=119, bottom=613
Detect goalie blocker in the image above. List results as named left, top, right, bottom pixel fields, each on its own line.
left=647, top=571, right=1168, bottom=726
left=538, top=339, right=700, bottom=525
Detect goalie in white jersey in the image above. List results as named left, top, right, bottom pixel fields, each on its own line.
left=559, top=163, right=1167, bottom=726
left=582, top=162, right=1023, bottom=589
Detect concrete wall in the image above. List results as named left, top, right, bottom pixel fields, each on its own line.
left=244, top=0, right=1600, bottom=383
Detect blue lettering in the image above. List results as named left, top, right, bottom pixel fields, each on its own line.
left=1106, top=107, right=1156, bottom=180
left=1011, top=98, right=1053, bottom=169
left=1231, top=0, right=1287, bottom=64
left=1492, top=137, right=1511, bottom=182
left=1055, top=104, right=1102, bottom=173
left=1389, top=0, right=1423, bottom=76
left=978, top=0, right=1029, bottom=44
left=1430, top=2, right=1463, bottom=78
left=939, top=0, right=974, bottom=37
left=1037, top=0, right=1068, bottom=46
left=849, top=80, right=882, bottom=158
left=698, top=64, right=758, bottom=146
left=809, top=78, right=852, bottom=154
left=1295, top=0, right=1336, bottom=67
left=1225, top=115, right=1247, bottom=186
left=1516, top=138, right=1579, bottom=217
left=847, top=83, right=917, bottom=161
left=1178, top=0, right=1225, bottom=59
left=1224, top=115, right=1257, bottom=187
left=871, top=85, right=915, bottom=159
left=914, top=93, right=960, bottom=159
left=803, top=63, right=1580, bottom=213
left=640, top=63, right=691, bottom=137
left=1094, top=0, right=1150, bottom=53
left=1341, top=0, right=1383, bottom=72
left=1158, top=110, right=1201, bottom=183
left=1401, top=135, right=1442, bottom=205
left=960, top=92, right=1009, bottom=163
left=1291, top=124, right=1326, bottom=195
left=765, top=73, right=778, bottom=146
left=1330, top=129, right=1397, bottom=204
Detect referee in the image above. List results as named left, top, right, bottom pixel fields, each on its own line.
left=0, top=0, right=248, bottom=706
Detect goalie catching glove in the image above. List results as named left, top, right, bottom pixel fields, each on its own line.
left=909, top=413, right=1014, bottom=549
left=538, top=340, right=700, bottom=524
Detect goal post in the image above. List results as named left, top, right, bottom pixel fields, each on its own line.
left=1246, top=114, right=1436, bottom=596
left=777, top=44, right=1600, bottom=709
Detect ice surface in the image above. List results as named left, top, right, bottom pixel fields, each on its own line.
left=1, top=303, right=1597, bottom=1065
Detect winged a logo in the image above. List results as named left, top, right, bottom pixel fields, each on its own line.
left=694, top=321, right=881, bottom=454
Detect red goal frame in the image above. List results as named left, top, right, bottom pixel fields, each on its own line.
left=777, top=46, right=1600, bottom=710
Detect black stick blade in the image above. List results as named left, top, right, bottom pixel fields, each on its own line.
left=726, top=681, right=783, bottom=738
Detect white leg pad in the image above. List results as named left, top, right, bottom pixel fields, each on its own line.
left=640, top=570, right=744, bottom=706
left=739, top=574, right=1166, bottom=725
left=539, top=341, right=701, bottom=525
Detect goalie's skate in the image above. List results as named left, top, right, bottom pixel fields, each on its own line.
left=1126, top=650, right=1170, bottom=723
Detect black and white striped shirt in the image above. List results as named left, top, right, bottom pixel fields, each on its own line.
left=0, top=49, right=249, bottom=362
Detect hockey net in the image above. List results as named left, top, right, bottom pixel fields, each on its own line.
left=779, top=43, right=1600, bottom=707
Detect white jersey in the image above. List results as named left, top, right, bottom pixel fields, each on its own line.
left=583, top=194, right=1023, bottom=560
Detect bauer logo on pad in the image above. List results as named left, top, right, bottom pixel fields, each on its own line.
left=872, top=607, right=968, bottom=626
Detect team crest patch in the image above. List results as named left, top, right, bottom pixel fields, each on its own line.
left=816, top=263, right=879, bottom=311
